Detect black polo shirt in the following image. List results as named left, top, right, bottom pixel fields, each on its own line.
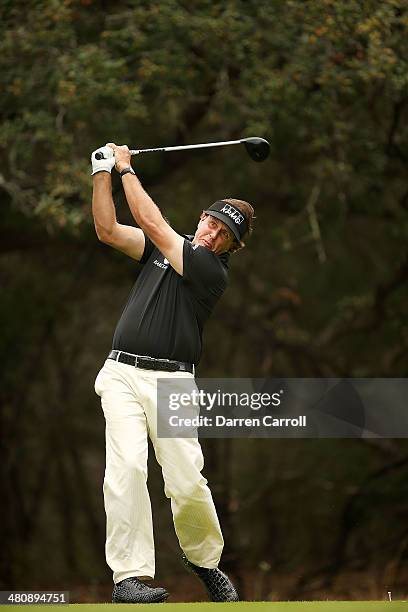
left=112, top=235, right=229, bottom=365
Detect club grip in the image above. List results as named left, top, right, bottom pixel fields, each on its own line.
left=95, top=152, right=104, bottom=160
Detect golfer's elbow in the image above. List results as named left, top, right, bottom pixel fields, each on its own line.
left=94, top=222, right=115, bottom=245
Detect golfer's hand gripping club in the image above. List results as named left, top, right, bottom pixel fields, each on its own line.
left=91, top=146, right=115, bottom=175
left=105, top=143, right=133, bottom=173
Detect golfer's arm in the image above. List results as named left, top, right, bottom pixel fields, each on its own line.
left=121, top=173, right=184, bottom=275
left=92, top=172, right=145, bottom=261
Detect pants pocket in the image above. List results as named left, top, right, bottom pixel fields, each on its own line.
left=94, top=368, right=105, bottom=397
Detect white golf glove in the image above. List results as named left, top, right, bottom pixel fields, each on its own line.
left=91, top=145, right=115, bottom=175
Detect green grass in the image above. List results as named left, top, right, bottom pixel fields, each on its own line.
left=1, top=602, right=405, bottom=611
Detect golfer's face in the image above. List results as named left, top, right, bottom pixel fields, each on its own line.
left=193, top=214, right=235, bottom=255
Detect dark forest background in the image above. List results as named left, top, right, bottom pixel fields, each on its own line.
left=1, top=0, right=407, bottom=602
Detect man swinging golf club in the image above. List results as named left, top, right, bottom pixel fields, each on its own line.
left=91, top=142, right=254, bottom=603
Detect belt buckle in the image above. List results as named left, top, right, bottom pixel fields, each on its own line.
left=136, top=356, right=155, bottom=370
left=161, top=358, right=179, bottom=372
left=134, top=355, right=181, bottom=372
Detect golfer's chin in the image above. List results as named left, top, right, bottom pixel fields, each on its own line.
left=197, top=239, right=213, bottom=251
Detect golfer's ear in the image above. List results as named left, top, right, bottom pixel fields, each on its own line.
left=229, top=240, right=245, bottom=254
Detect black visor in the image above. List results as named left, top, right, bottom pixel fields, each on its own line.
left=203, top=200, right=248, bottom=242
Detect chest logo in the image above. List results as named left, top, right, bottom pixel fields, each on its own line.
left=154, top=257, right=169, bottom=270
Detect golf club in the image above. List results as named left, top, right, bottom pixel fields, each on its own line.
left=95, top=137, right=270, bottom=162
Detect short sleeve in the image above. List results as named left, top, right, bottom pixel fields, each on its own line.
left=139, top=234, right=156, bottom=264
left=183, top=240, right=228, bottom=299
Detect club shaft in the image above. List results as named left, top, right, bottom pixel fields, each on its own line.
left=129, top=139, right=243, bottom=156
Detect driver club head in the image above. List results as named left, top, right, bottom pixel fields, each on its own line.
left=243, top=137, right=270, bottom=162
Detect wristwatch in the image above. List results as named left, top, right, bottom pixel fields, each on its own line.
left=120, top=166, right=136, bottom=178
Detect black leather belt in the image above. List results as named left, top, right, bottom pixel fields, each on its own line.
left=108, top=350, right=195, bottom=374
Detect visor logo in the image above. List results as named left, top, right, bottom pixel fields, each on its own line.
left=220, top=204, right=244, bottom=225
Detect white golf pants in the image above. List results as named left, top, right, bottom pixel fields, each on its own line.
left=94, top=358, right=224, bottom=584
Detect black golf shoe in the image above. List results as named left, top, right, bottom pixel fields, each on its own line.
left=181, top=554, right=239, bottom=602
left=112, top=577, right=168, bottom=603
